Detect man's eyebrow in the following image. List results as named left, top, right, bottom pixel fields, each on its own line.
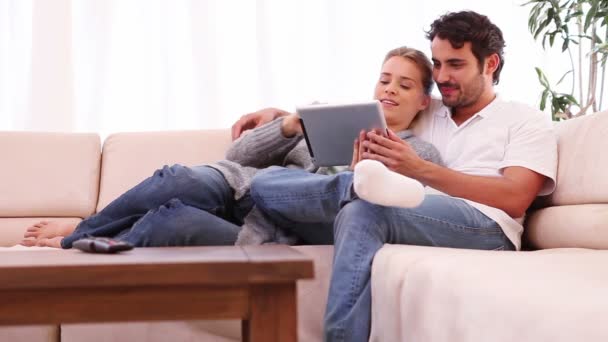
left=447, top=58, right=466, bottom=64
left=431, top=58, right=466, bottom=64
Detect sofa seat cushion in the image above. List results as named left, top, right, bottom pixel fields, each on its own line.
left=62, top=321, right=238, bottom=342
left=0, top=326, right=58, bottom=342
left=371, top=245, right=608, bottom=342
left=0, top=217, right=81, bottom=247
left=0, top=132, right=100, bottom=218
left=525, top=204, right=608, bottom=249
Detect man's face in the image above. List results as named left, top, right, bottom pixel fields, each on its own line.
left=430, top=38, right=486, bottom=109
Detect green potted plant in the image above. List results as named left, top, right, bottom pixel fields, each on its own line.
left=524, top=0, right=608, bottom=120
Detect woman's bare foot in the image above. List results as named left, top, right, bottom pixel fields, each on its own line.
left=36, top=236, right=64, bottom=248
left=21, top=221, right=78, bottom=246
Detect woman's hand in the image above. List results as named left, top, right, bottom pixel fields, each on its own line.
left=361, top=129, right=425, bottom=178
left=349, top=130, right=367, bottom=170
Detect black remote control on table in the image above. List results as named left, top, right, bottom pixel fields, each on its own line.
left=72, top=237, right=134, bottom=253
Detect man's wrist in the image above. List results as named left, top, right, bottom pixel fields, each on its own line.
left=413, top=159, right=438, bottom=184
left=280, top=114, right=301, bottom=138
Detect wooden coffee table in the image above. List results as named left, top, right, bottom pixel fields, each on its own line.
left=0, top=245, right=314, bottom=342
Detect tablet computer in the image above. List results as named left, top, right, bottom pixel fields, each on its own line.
left=297, top=100, right=387, bottom=167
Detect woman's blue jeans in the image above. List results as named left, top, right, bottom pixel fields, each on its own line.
left=61, top=165, right=252, bottom=248
left=250, top=167, right=515, bottom=342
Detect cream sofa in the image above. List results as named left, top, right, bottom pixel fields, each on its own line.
left=0, top=112, right=606, bottom=341
left=371, top=112, right=608, bottom=342
left=0, top=130, right=331, bottom=342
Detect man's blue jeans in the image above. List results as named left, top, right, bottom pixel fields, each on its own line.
left=61, top=165, right=252, bottom=248
left=250, top=167, right=515, bottom=342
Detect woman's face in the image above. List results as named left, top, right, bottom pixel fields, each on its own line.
left=374, top=56, right=430, bottom=131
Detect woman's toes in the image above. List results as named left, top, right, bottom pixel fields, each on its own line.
left=20, top=239, right=36, bottom=247
left=36, top=238, right=49, bottom=247
left=37, top=237, right=63, bottom=248
left=23, top=230, right=40, bottom=238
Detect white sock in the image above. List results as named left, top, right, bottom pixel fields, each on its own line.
left=353, top=160, right=425, bottom=208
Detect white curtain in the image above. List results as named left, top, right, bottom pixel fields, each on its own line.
left=0, top=0, right=32, bottom=129
left=0, top=0, right=574, bottom=134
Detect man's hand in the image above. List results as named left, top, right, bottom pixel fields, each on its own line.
left=231, top=107, right=290, bottom=140
left=280, top=113, right=304, bottom=138
left=360, top=129, right=425, bottom=177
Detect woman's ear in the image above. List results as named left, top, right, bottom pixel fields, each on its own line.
left=418, top=94, right=431, bottom=111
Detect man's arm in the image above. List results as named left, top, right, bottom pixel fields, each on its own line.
left=225, top=115, right=303, bottom=168
left=231, top=107, right=291, bottom=140
left=362, top=130, right=546, bottom=218
left=415, top=163, right=545, bottom=218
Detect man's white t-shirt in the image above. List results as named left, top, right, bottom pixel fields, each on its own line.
left=412, top=96, right=558, bottom=250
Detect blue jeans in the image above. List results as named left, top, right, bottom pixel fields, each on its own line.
left=61, top=165, right=252, bottom=248
left=250, top=167, right=515, bottom=342
left=250, top=168, right=354, bottom=245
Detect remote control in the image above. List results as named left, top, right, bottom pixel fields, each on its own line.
left=73, top=237, right=134, bottom=253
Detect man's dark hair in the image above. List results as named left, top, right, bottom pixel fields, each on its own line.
left=426, top=11, right=505, bottom=84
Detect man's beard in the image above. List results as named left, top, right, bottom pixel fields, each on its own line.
left=440, top=75, right=485, bottom=109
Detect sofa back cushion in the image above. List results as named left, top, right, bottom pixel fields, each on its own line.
left=97, top=130, right=231, bottom=211
left=525, top=112, right=608, bottom=249
left=546, top=112, right=608, bottom=206
left=0, top=132, right=100, bottom=217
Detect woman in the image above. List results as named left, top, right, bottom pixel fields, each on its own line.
left=241, top=46, right=442, bottom=245
left=22, top=46, right=440, bottom=248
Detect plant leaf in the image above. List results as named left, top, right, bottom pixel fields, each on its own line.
left=521, top=0, right=544, bottom=5
left=535, top=67, right=551, bottom=88
left=585, top=2, right=599, bottom=32
left=540, top=90, right=549, bottom=110
left=562, top=38, right=570, bottom=51
left=563, top=93, right=580, bottom=106
left=565, top=10, right=584, bottom=22
left=535, top=15, right=553, bottom=39
left=594, top=32, right=603, bottom=44
left=551, top=97, right=560, bottom=116
left=557, top=69, right=573, bottom=85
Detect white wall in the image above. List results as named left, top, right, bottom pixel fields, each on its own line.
left=0, top=0, right=592, bottom=133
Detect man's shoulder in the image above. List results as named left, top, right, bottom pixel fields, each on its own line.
left=482, top=97, right=553, bottom=132
left=425, top=98, right=449, bottom=117
left=491, top=98, right=545, bottom=120
left=411, top=98, right=447, bottom=135
left=421, top=97, right=543, bottom=119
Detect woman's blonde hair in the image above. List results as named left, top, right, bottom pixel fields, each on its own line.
left=383, top=46, right=434, bottom=95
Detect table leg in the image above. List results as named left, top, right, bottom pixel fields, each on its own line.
left=242, top=283, right=297, bottom=342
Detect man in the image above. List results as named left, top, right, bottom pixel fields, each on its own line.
left=233, top=11, right=557, bottom=342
